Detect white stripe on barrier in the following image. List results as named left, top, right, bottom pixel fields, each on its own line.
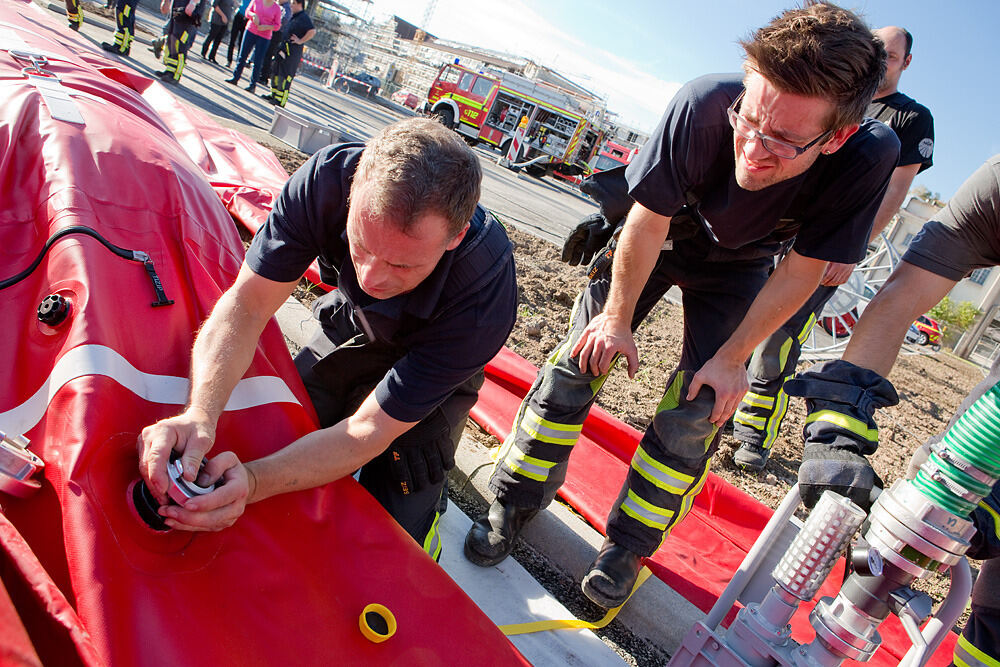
left=0, top=344, right=301, bottom=436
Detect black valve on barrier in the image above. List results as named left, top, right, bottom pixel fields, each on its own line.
left=130, top=454, right=220, bottom=531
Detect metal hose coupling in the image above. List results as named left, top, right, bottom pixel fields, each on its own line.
left=806, top=381, right=1000, bottom=665
left=723, top=492, right=866, bottom=666
left=869, top=381, right=1000, bottom=580
left=0, top=430, right=45, bottom=498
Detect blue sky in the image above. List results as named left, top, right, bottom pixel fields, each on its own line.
left=368, top=0, right=997, bottom=203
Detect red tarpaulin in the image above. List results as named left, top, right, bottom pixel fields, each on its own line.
left=0, top=3, right=526, bottom=665
left=473, top=347, right=958, bottom=666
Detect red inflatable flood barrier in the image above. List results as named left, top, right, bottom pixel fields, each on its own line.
left=474, top=347, right=958, bottom=665
left=0, top=3, right=526, bottom=665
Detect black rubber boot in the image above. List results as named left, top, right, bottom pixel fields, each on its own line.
left=733, top=441, right=771, bottom=471
left=464, top=499, right=537, bottom=567
left=581, top=538, right=643, bottom=608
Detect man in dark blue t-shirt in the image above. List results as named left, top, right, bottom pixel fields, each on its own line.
left=466, top=2, right=899, bottom=608
left=733, top=25, right=935, bottom=471
left=136, top=118, right=517, bottom=560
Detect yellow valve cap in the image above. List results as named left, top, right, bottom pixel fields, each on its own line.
left=359, top=603, right=396, bottom=643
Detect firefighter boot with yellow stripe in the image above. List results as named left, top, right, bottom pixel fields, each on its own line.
left=581, top=538, right=643, bottom=608
left=464, top=498, right=537, bottom=567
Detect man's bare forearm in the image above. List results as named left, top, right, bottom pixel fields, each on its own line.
left=187, top=292, right=270, bottom=422
left=603, top=202, right=671, bottom=325
left=245, top=394, right=411, bottom=503
left=843, top=262, right=956, bottom=376
left=187, top=264, right=299, bottom=422
left=869, top=163, right=921, bottom=241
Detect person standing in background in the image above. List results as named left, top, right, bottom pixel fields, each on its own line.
left=224, top=0, right=281, bottom=93
left=259, top=0, right=290, bottom=83
left=155, top=0, right=207, bottom=85
left=101, top=0, right=141, bottom=56
left=200, top=0, right=234, bottom=64
left=64, top=0, right=82, bottom=30
left=226, top=0, right=252, bottom=68
left=262, top=0, right=314, bottom=107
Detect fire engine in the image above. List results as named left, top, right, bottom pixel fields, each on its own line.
left=425, top=62, right=604, bottom=178
left=590, top=139, right=639, bottom=173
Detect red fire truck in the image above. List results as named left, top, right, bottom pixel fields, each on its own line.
left=425, top=62, right=603, bottom=178
left=590, top=139, right=639, bottom=173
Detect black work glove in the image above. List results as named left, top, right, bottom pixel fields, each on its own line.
left=785, top=360, right=899, bottom=511
left=579, top=165, right=633, bottom=222
left=797, top=447, right=883, bottom=510
left=384, top=421, right=455, bottom=495
left=561, top=213, right=615, bottom=266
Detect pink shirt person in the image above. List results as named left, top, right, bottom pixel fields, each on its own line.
left=245, top=0, right=280, bottom=39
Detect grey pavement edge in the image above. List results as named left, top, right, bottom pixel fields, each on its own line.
left=275, top=296, right=704, bottom=657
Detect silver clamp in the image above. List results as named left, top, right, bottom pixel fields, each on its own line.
left=0, top=430, right=44, bottom=498
left=6, top=49, right=85, bottom=124
left=931, top=442, right=996, bottom=487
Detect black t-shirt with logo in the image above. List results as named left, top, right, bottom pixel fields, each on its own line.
left=867, top=92, right=934, bottom=173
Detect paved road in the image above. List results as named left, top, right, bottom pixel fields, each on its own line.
left=54, top=0, right=597, bottom=246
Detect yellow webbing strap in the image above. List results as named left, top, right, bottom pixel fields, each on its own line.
left=497, top=566, right=653, bottom=636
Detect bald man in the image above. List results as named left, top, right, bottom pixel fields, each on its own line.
left=733, top=25, right=935, bottom=471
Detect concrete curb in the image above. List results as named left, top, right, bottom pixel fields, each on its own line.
left=274, top=297, right=704, bottom=658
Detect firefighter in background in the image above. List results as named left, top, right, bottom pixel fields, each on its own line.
left=731, top=25, right=934, bottom=470
left=262, top=0, right=314, bottom=107
left=101, top=0, right=140, bottom=56
left=786, top=154, right=1000, bottom=667
left=155, top=0, right=206, bottom=84
left=65, top=0, right=82, bottom=31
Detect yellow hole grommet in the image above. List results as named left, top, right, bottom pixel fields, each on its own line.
left=359, top=603, right=396, bottom=643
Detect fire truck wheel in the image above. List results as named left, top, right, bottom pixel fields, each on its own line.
left=434, top=107, right=455, bottom=129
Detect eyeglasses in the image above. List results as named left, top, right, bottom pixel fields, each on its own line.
left=727, top=90, right=832, bottom=160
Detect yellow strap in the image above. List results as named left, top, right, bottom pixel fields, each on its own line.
left=497, top=566, right=653, bottom=636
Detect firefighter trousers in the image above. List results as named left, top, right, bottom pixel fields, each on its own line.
left=269, top=51, right=301, bottom=107
left=733, top=284, right=838, bottom=451
left=109, top=0, right=138, bottom=53
left=65, top=0, right=82, bottom=27
left=954, top=605, right=1000, bottom=667
left=293, top=299, right=483, bottom=561
left=488, top=237, right=771, bottom=557
left=961, top=492, right=1000, bottom=667
left=163, top=18, right=198, bottom=81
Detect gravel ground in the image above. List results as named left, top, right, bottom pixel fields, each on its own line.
left=448, top=470, right=670, bottom=667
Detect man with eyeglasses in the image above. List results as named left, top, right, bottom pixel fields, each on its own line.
left=465, top=2, right=899, bottom=608
left=733, top=25, right=935, bottom=472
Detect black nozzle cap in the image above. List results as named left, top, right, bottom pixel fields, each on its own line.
left=132, top=479, right=170, bottom=531
left=37, top=294, right=70, bottom=326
